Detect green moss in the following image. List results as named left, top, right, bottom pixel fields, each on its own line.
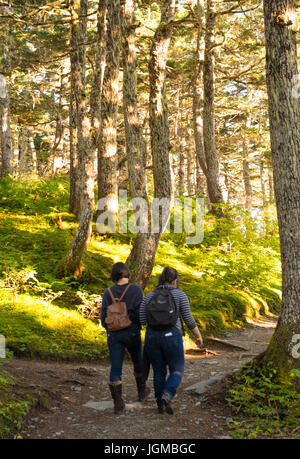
left=263, top=322, right=300, bottom=378
left=0, top=294, right=108, bottom=361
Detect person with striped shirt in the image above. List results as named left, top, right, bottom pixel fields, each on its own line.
left=139, top=267, right=203, bottom=414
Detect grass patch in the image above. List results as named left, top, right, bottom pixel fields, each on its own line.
left=0, top=290, right=108, bottom=361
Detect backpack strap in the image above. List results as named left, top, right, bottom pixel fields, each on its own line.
left=119, top=283, right=132, bottom=301
left=107, top=288, right=116, bottom=303
left=108, top=283, right=132, bottom=303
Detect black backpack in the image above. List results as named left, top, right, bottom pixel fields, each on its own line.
left=146, top=287, right=179, bottom=330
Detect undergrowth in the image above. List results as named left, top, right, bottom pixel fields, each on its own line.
left=0, top=359, right=33, bottom=439
left=226, top=361, right=300, bottom=439
left=0, top=174, right=281, bottom=359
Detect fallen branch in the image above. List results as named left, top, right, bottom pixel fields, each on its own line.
left=206, top=337, right=248, bottom=351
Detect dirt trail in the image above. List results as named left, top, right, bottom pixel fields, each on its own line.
left=2, top=318, right=277, bottom=439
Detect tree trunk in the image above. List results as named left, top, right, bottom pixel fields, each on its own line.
left=223, top=160, right=231, bottom=202
left=268, top=166, right=274, bottom=201
left=28, top=133, right=37, bottom=173
left=149, top=0, right=176, bottom=210
left=195, top=153, right=205, bottom=196
left=192, top=0, right=207, bottom=177
left=146, top=0, right=177, bottom=283
left=121, top=0, right=155, bottom=287
left=0, top=78, right=12, bottom=177
left=178, top=147, right=186, bottom=195
left=65, top=0, right=95, bottom=277
left=260, top=159, right=267, bottom=206
left=98, top=0, right=121, bottom=216
left=18, top=127, right=28, bottom=174
left=202, top=0, right=223, bottom=212
left=242, top=136, right=253, bottom=213
left=69, top=71, right=78, bottom=212
left=0, top=8, right=12, bottom=177
left=187, top=146, right=196, bottom=197
left=52, top=70, right=66, bottom=177
left=69, top=0, right=83, bottom=216
left=64, top=205, right=93, bottom=277
left=263, top=0, right=300, bottom=374
left=90, top=0, right=107, bottom=182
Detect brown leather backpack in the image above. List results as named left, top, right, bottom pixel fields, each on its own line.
left=105, top=284, right=132, bottom=331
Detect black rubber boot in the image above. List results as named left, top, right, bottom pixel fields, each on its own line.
left=109, top=382, right=125, bottom=414
left=134, top=373, right=151, bottom=402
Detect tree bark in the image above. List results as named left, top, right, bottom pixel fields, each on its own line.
left=149, top=0, right=175, bottom=203
left=192, top=0, right=207, bottom=177
left=263, top=0, right=300, bottom=374
left=64, top=205, right=93, bottom=277
left=52, top=70, right=65, bottom=177
left=149, top=0, right=176, bottom=218
left=90, top=0, right=107, bottom=182
left=260, top=159, right=267, bottom=206
left=178, top=147, right=186, bottom=195
left=69, top=0, right=83, bottom=215
left=121, top=0, right=156, bottom=287
left=195, top=153, right=205, bottom=196
left=242, top=136, right=253, bottom=213
left=268, top=166, right=274, bottom=201
left=28, top=132, right=37, bottom=173
left=65, top=0, right=95, bottom=276
left=202, top=0, right=223, bottom=213
left=18, top=127, right=27, bottom=174
left=98, top=0, right=121, bottom=216
left=142, top=0, right=177, bottom=285
left=0, top=77, right=12, bottom=177
left=0, top=7, right=12, bottom=177
left=122, top=0, right=147, bottom=203
left=69, top=69, right=78, bottom=212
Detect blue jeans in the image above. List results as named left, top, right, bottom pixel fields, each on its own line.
left=144, top=327, right=185, bottom=407
left=107, top=323, right=143, bottom=383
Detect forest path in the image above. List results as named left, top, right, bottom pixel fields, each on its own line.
left=3, top=318, right=277, bottom=439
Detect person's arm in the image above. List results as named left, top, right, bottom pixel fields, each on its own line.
left=100, top=289, right=110, bottom=329
left=178, top=291, right=203, bottom=347
left=130, top=285, right=144, bottom=325
left=191, top=326, right=203, bottom=347
left=139, top=291, right=154, bottom=326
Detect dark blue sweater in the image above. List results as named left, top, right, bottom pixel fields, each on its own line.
left=100, top=283, right=144, bottom=330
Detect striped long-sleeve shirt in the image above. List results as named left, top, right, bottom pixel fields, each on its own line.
left=139, top=285, right=197, bottom=333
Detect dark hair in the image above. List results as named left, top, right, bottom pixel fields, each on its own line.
left=158, top=267, right=179, bottom=286
left=111, top=262, right=130, bottom=283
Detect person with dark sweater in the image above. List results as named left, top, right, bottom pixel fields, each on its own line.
left=101, top=262, right=150, bottom=413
